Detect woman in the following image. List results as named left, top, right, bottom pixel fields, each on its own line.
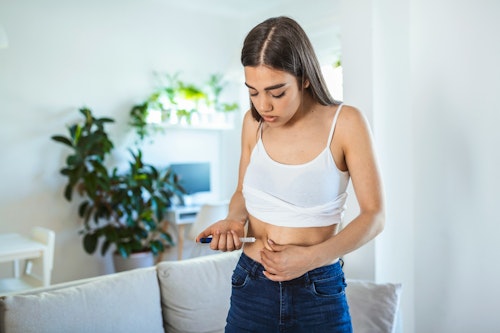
left=197, top=16, right=384, bottom=332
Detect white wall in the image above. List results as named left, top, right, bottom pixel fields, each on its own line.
left=0, top=0, right=244, bottom=282
left=412, top=1, right=500, bottom=332
left=342, top=0, right=500, bottom=332
left=339, top=0, right=378, bottom=283
left=372, top=0, right=415, bottom=331
left=340, top=2, right=415, bottom=332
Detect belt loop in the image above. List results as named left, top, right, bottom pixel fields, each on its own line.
left=250, top=260, right=259, bottom=277
left=304, top=272, right=311, bottom=286
left=247, top=254, right=261, bottom=278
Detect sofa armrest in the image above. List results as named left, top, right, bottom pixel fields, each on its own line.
left=0, top=267, right=164, bottom=333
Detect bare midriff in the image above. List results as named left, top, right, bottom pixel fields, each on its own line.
left=242, top=215, right=339, bottom=263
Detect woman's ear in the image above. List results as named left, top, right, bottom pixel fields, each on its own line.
left=303, top=79, right=310, bottom=89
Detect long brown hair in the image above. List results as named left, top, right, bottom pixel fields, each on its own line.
left=241, top=16, right=340, bottom=121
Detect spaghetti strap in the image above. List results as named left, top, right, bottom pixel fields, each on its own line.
left=326, top=104, right=344, bottom=147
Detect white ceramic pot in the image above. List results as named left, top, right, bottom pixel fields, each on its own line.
left=112, top=251, right=155, bottom=272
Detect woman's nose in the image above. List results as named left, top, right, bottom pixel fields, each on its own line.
left=257, top=96, right=273, bottom=113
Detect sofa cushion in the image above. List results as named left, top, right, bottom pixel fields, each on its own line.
left=0, top=267, right=164, bottom=333
left=346, top=279, right=402, bottom=333
left=157, top=251, right=240, bottom=333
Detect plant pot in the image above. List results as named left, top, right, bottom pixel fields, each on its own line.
left=112, top=251, right=155, bottom=272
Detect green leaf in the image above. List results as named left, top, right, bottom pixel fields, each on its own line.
left=63, top=184, right=73, bottom=201
left=116, top=244, right=129, bottom=258
left=51, top=135, right=73, bottom=147
left=150, top=240, right=163, bottom=255
left=101, top=240, right=111, bottom=256
left=66, top=154, right=81, bottom=167
left=160, top=232, right=174, bottom=246
left=83, top=233, right=98, bottom=254
left=83, top=202, right=93, bottom=224
left=97, top=117, right=115, bottom=124
left=130, top=239, right=144, bottom=252
left=74, top=124, right=82, bottom=144
left=78, top=201, right=89, bottom=218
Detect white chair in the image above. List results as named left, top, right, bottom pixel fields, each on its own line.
left=187, top=201, right=229, bottom=258
left=0, top=227, right=56, bottom=294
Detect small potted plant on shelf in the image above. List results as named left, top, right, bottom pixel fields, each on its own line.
left=206, top=73, right=239, bottom=114
left=129, top=72, right=240, bottom=143
left=51, top=107, right=185, bottom=271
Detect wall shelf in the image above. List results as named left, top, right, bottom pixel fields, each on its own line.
left=149, top=112, right=236, bottom=131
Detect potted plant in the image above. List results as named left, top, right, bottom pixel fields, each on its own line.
left=51, top=107, right=185, bottom=271
left=129, top=72, right=240, bottom=143
left=206, top=73, right=239, bottom=114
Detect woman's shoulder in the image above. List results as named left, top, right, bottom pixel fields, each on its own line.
left=338, top=103, right=362, bottom=117
left=242, top=110, right=261, bottom=146
left=242, top=109, right=260, bottom=130
left=333, top=104, right=372, bottom=146
left=335, top=104, right=374, bottom=155
left=337, top=103, right=369, bottom=129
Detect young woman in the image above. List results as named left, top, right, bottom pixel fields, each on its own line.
left=197, top=16, right=385, bottom=332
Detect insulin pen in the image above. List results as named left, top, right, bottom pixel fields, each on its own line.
left=199, top=237, right=256, bottom=244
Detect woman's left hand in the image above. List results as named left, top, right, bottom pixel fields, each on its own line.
left=260, top=239, right=314, bottom=281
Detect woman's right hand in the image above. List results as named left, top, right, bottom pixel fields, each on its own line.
left=196, top=219, right=246, bottom=252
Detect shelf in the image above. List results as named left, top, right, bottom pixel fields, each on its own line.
left=158, top=123, right=234, bottom=131
left=149, top=113, right=236, bottom=131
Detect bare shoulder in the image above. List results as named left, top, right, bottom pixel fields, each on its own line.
left=335, top=104, right=374, bottom=152
left=338, top=104, right=369, bottom=126
left=243, top=109, right=257, bottom=124
left=336, top=104, right=372, bottom=137
left=241, top=110, right=261, bottom=147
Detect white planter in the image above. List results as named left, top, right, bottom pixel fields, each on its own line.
left=112, top=251, right=155, bottom=272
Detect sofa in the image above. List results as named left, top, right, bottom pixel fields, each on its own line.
left=0, top=251, right=402, bottom=333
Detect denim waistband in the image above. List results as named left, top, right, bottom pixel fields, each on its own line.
left=239, top=251, right=343, bottom=285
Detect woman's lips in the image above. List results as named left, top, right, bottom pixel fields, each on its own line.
left=262, top=115, right=277, bottom=122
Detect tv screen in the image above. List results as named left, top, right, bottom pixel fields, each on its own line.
left=169, top=162, right=211, bottom=195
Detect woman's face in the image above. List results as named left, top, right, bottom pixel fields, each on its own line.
left=244, top=65, right=304, bottom=127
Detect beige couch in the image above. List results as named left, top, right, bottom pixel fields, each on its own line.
left=0, top=251, right=402, bottom=333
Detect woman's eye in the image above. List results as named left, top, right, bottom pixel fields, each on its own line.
left=249, top=91, right=284, bottom=98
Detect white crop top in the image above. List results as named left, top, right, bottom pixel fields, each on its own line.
left=242, top=104, right=350, bottom=228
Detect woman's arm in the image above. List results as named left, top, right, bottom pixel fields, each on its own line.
left=261, top=106, right=385, bottom=280
left=196, top=111, right=259, bottom=251
left=318, top=105, right=385, bottom=260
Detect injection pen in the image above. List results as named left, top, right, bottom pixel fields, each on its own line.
left=199, top=237, right=256, bottom=244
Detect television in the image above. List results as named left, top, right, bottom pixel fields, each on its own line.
left=169, top=162, right=211, bottom=195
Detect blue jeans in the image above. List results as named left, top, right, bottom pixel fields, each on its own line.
left=225, top=252, right=352, bottom=333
